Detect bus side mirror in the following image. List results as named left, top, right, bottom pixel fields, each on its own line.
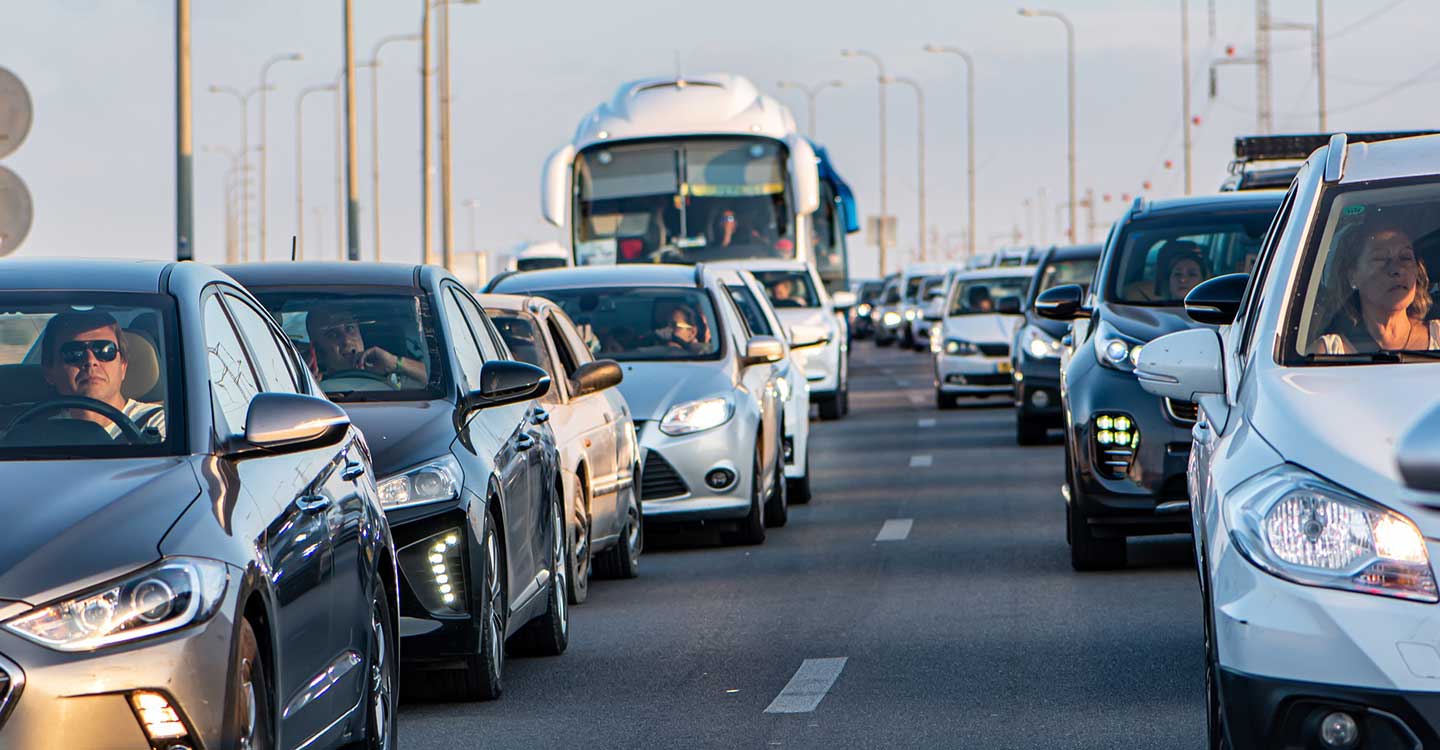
left=787, top=136, right=821, bottom=216
left=540, top=144, right=575, bottom=228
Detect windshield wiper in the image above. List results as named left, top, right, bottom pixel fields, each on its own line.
left=1397, top=350, right=1440, bottom=362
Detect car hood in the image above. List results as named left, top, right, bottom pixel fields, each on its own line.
left=617, top=361, right=737, bottom=422
left=1252, top=364, right=1440, bottom=537
left=1104, top=304, right=1208, bottom=343
left=0, top=457, right=201, bottom=604
left=776, top=307, right=837, bottom=342
left=341, top=399, right=458, bottom=478
left=943, top=313, right=1022, bottom=345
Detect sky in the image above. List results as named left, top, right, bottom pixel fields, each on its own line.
left=2, top=0, right=1436, bottom=279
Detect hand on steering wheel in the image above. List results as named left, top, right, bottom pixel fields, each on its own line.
left=3, top=397, right=146, bottom=444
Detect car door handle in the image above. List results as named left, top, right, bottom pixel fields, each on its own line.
left=295, top=494, right=332, bottom=514
left=532, top=408, right=550, bottom=425
left=341, top=459, right=365, bottom=482
left=515, top=433, right=536, bottom=452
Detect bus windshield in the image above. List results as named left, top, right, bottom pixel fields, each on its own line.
left=573, top=137, right=796, bottom=266
left=811, top=180, right=848, bottom=292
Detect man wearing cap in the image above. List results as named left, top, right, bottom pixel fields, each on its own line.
left=40, top=311, right=165, bottom=440
left=305, top=307, right=427, bottom=387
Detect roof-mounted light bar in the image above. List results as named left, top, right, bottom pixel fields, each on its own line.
left=1234, top=131, right=1440, bottom=163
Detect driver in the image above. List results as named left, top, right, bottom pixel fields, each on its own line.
left=40, top=311, right=165, bottom=440
left=652, top=304, right=710, bottom=354
left=305, top=307, right=427, bottom=386
left=768, top=277, right=802, bottom=307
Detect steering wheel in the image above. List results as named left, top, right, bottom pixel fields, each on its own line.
left=321, top=368, right=396, bottom=391
left=3, top=397, right=146, bottom=444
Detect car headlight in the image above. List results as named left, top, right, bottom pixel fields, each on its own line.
left=882, top=311, right=902, bottom=326
left=856, top=303, right=872, bottom=316
left=660, top=396, right=734, bottom=436
left=904, top=309, right=917, bottom=321
left=3, top=557, right=229, bottom=652
left=1093, top=320, right=1145, bottom=371
left=944, top=338, right=979, bottom=356
left=1225, top=466, right=1437, bottom=603
left=377, top=455, right=462, bottom=509
left=1023, top=326, right=1063, bottom=360
left=775, top=376, right=792, bottom=403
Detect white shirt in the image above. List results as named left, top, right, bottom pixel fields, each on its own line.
left=103, top=398, right=166, bottom=440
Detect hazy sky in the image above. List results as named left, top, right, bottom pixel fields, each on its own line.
left=3, top=0, right=1436, bottom=278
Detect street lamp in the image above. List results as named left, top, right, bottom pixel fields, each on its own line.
left=923, top=44, right=977, bottom=257
left=775, top=80, right=844, bottom=139
left=365, top=34, right=421, bottom=262
left=436, top=0, right=482, bottom=272
left=257, top=52, right=303, bottom=262
left=208, top=83, right=272, bottom=261
left=203, top=145, right=244, bottom=263
left=840, top=49, right=889, bottom=275
left=295, top=83, right=337, bottom=261
left=1018, top=7, right=1078, bottom=244
left=880, top=75, right=927, bottom=263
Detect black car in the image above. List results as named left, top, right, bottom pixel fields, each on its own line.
left=1035, top=192, right=1283, bottom=570
left=849, top=280, right=884, bottom=339
left=1009, top=244, right=1101, bottom=444
left=225, top=263, right=567, bottom=701
left=0, top=260, right=397, bottom=749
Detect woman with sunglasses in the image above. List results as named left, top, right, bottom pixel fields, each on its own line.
left=39, top=311, right=165, bottom=440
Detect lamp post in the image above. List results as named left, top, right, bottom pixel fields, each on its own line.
left=175, top=0, right=193, bottom=261
left=257, top=52, right=303, bottom=261
left=1180, top=0, right=1193, bottom=195
left=365, top=34, right=421, bottom=262
left=923, top=44, right=976, bottom=257
left=202, top=145, right=243, bottom=263
left=1018, top=8, right=1077, bottom=244
left=437, top=0, right=483, bottom=272
left=880, top=75, right=927, bottom=262
left=295, top=83, right=336, bottom=261
left=421, top=1, right=435, bottom=264
left=208, top=83, right=271, bottom=261
left=775, top=79, right=844, bottom=139
left=841, top=49, right=889, bottom=275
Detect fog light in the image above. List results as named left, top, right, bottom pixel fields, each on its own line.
left=1097, top=430, right=1114, bottom=445
left=129, top=691, right=192, bottom=746
left=705, top=468, right=736, bottom=490
left=1030, top=390, right=1050, bottom=408
left=398, top=529, right=467, bottom=615
left=1319, top=711, right=1359, bottom=749
left=1096, top=415, right=1114, bottom=430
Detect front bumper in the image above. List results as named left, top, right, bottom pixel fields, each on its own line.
left=802, top=339, right=843, bottom=397
left=1014, top=355, right=1062, bottom=421
left=934, top=351, right=1013, bottom=395
left=388, top=503, right=482, bottom=671
left=0, top=571, right=243, bottom=750
left=635, top=418, right=755, bottom=524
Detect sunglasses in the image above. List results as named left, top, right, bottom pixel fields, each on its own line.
left=60, top=340, right=120, bottom=365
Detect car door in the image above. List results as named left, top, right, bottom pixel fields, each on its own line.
left=718, top=282, right=781, bottom=483
left=203, top=290, right=346, bottom=746
left=542, top=309, right=621, bottom=538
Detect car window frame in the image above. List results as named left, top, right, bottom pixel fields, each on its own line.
left=1234, top=181, right=1301, bottom=366
left=218, top=289, right=304, bottom=396
left=200, top=289, right=266, bottom=438
left=437, top=285, right=487, bottom=392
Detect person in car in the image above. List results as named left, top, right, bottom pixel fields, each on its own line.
left=1314, top=221, right=1440, bottom=354
left=768, top=277, right=804, bottom=308
left=1125, top=241, right=1209, bottom=302
left=40, top=311, right=165, bottom=440
left=306, top=307, right=428, bottom=385
left=652, top=304, right=710, bottom=354
left=966, top=285, right=994, bottom=313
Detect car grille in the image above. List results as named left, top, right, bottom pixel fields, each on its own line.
left=978, top=342, right=1010, bottom=358
left=1165, top=399, right=1198, bottom=424
left=641, top=450, right=689, bottom=501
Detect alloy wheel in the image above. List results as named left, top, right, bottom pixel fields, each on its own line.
left=368, top=602, right=392, bottom=750
left=552, top=502, right=568, bottom=635
left=485, top=528, right=505, bottom=676
left=239, top=663, right=257, bottom=750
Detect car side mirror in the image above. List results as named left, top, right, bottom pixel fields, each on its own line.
left=1398, top=404, right=1440, bottom=492
left=789, top=332, right=831, bottom=350
left=540, top=144, right=575, bottom=228
left=1034, top=284, right=1089, bottom=321
left=572, top=359, right=622, bottom=396
left=742, top=335, right=786, bottom=366
left=462, top=360, right=551, bottom=415
left=831, top=291, right=857, bottom=310
left=1184, top=273, right=1249, bottom=325
left=1134, top=329, right=1225, bottom=401
left=923, top=297, right=945, bottom=322
left=235, top=392, right=350, bottom=457
left=997, top=296, right=1023, bottom=315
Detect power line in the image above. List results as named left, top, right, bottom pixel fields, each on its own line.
left=1325, top=56, right=1440, bottom=115
left=1329, top=0, right=1408, bottom=40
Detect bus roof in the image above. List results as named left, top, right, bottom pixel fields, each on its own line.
left=571, top=73, right=800, bottom=151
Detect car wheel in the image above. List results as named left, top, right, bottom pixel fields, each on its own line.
left=516, top=498, right=570, bottom=656
left=1066, top=452, right=1127, bottom=571
left=818, top=391, right=843, bottom=420
left=935, top=389, right=958, bottom=410
left=729, top=438, right=767, bottom=545
left=595, top=467, right=642, bottom=579
left=362, top=585, right=397, bottom=750
left=567, top=480, right=591, bottom=605
left=764, top=441, right=789, bottom=528
left=1016, top=414, right=1047, bottom=445
left=416, top=512, right=505, bottom=701
left=232, top=619, right=274, bottom=750
left=787, top=442, right=813, bottom=504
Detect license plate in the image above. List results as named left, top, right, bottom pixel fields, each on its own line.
left=996, top=360, right=1013, bottom=374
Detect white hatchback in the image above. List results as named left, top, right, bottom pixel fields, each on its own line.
left=929, top=267, right=1033, bottom=409
left=1137, top=132, right=1440, bottom=749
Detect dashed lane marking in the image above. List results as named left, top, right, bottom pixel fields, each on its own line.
left=875, top=518, right=913, bottom=542
left=909, top=454, right=933, bottom=468
left=918, top=418, right=936, bottom=428
left=764, top=657, right=849, bottom=714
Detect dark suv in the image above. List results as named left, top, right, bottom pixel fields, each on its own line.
left=1009, top=244, right=1100, bottom=444
left=1036, top=192, right=1283, bottom=570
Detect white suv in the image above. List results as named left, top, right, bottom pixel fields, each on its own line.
left=1137, top=132, right=1440, bottom=750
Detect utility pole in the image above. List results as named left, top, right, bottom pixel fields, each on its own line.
left=175, top=0, right=193, bottom=261
left=1181, top=0, right=1193, bottom=195
left=421, top=2, right=435, bottom=264
left=1315, top=0, right=1327, bottom=131
left=257, top=52, right=302, bottom=262
left=343, top=0, right=361, bottom=261
left=439, top=0, right=455, bottom=271
left=841, top=50, right=889, bottom=275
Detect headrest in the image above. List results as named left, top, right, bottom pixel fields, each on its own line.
left=121, top=330, right=161, bottom=401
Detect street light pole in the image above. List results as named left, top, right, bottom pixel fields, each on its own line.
left=366, top=34, right=421, bottom=263
left=343, top=0, right=361, bottom=261
left=775, top=80, right=844, bottom=140
left=175, top=0, right=194, bottom=261
left=257, top=52, right=303, bottom=262
left=1019, top=8, right=1078, bottom=244
left=1315, top=0, right=1327, bottom=131
left=421, top=2, right=435, bottom=264
left=923, top=44, right=977, bottom=257
left=203, top=145, right=242, bottom=262
left=296, top=84, right=336, bottom=261
left=1181, top=0, right=1193, bottom=195
left=841, top=49, right=889, bottom=275
left=881, top=75, right=926, bottom=262
left=209, top=84, right=270, bottom=261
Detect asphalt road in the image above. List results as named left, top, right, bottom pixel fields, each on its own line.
left=399, top=342, right=1206, bottom=749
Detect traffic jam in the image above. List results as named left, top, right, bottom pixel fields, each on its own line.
left=5, top=3, right=1440, bottom=749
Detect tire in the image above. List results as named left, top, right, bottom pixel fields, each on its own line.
left=595, top=463, right=642, bottom=579
left=764, top=443, right=789, bottom=528
left=901, top=327, right=915, bottom=349
left=729, top=439, right=767, bottom=545
left=1066, top=451, right=1127, bottom=571
left=362, top=584, right=398, bottom=750
left=231, top=618, right=275, bottom=750
left=935, top=390, right=958, bottom=410
left=876, top=335, right=893, bottom=348
left=787, top=443, right=813, bottom=504
left=1205, top=612, right=1231, bottom=749
left=818, top=392, right=843, bottom=421
left=1016, top=414, right=1047, bottom=445
left=515, top=498, right=569, bottom=657
left=566, top=479, right=591, bottom=605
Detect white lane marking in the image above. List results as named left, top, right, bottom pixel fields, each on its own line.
left=875, top=518, right=913, bottom=542
left=764, top=657, right=849, bottom=714
left=908, top=392, right=928, bottom=407
left=909, top=454, right=933, bottom=468
left=917, top=418, right=936, bottom=428
left=895, top=378, right=912, bottom=387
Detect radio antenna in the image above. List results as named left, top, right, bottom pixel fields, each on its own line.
left=290, top=235, right=297, bottom=261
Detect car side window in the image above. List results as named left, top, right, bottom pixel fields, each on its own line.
left=222, top=293, right=300, bottom=395
left=544, top=316, right=582, bottom=378
left=1237, top=183, right=1299, bottom=360
left=439, top=288, right=485, bottom=388
left=202, top=294, right=262, bottom=435
left=450, top=288, right=506, bottom=362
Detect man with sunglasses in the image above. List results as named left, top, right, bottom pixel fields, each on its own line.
left=40, top=311, right=165, bottom=440
left=305, top=306, right=427, bottom=386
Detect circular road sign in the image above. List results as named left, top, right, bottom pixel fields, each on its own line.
left=0, top=166, right=34, bottom=256
left=0, top=67, right=34, bottom=160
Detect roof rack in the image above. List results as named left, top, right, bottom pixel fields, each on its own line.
left=693, top=262, right=707, bottom=288
left=1233, top=131, right=1440, bottom=164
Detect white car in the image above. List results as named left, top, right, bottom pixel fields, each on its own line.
left=929, top=267, right=1034, bottom=408
left=1136, top=132, right=1440, bottom=749
left=716, top=260, right=854, bottom=420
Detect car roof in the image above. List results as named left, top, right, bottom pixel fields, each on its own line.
left=489, top=264, right=704, bottom=292
left=1042, top=244, right=1103, bottom=262
left=218, top=261, right=426, bottom=289
left=708, top=258, right=811, bottom=273
left=0, top=258, right=178, bottom=293
left=1338, top=132, right=1440, bottom=184
left=1135, top=190, right=1285, bottom=219
left=473, top=292, right=542, bottom=315
left=954, top=266, right=1038, bottom=281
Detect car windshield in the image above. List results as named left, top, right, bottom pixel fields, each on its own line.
left=949, top=277, right=1031, bottom=316
left=523, top=287, right=724, bottom=362
left=904, top=276, right=926, bottom=302
left=1284, top=178, right=1440, bottom=363
left=249, top=289, right=446, bottom=402
left=1035, top=257, right=1099, bottom=300
left=882, top=281, right=901, bottom=304
left=486, top=311, right=552, bottom=371
left=858, top=282, right=884, bottom=304
left=1106, top=209, right=1275, bottom=305
left=921, top=276, right=946, bottom=300
left=753, top=270, right=819, bottom=308
left=0, top=293, right=182, bottom=459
